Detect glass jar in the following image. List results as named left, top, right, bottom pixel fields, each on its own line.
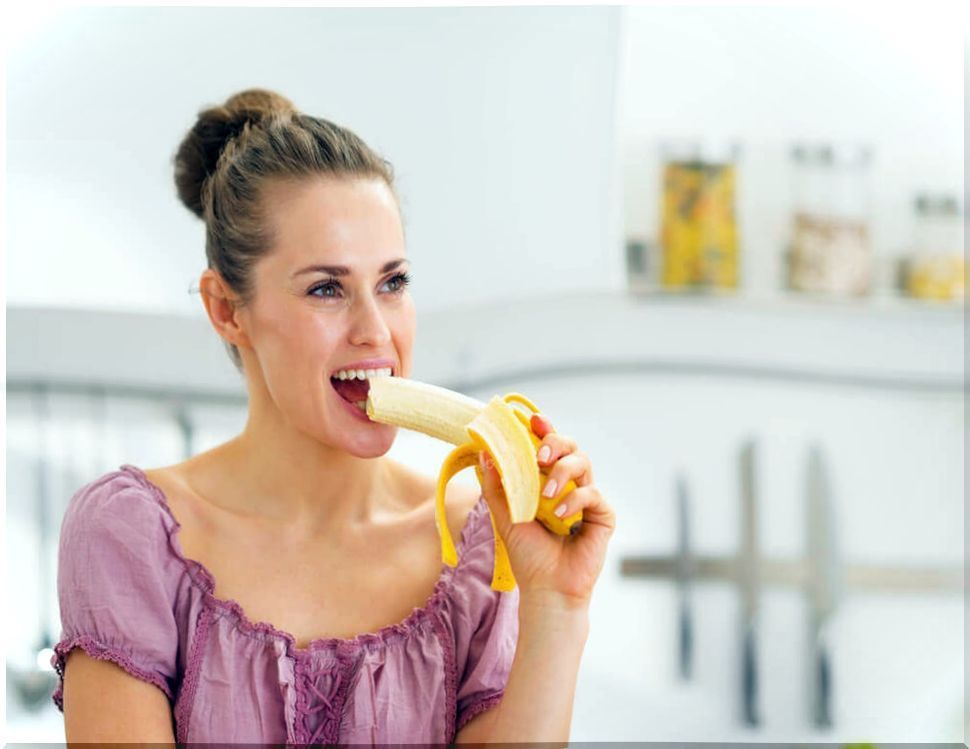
left=658, top=139, right=741, bottom=292
left=786, top=143, right=873, bottom=297
left=901, top=193, right=965, bottom=302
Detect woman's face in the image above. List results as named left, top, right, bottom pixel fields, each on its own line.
left=237, top=175, right=415, bottom=456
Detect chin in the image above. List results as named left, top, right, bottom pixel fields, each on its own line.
left=333, top=421, right=399, bottom=454
left=345, top=436, right=396, bottom=460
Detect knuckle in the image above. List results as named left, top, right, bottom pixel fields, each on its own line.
left=566, top=453, right=586, bottom=470
left=553, top=432, right=573, bottom=448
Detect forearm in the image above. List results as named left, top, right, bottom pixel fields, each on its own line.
left=484, top=593, right=590, bottom=745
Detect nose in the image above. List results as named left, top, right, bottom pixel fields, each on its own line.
left=348, top=294, right=392, bottom=348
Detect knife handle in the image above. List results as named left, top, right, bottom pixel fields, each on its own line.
left=814, top=625, right=833, bottom=728
left=742, top=619, right=760, bottom=727
left=678, top=595, right=692, bottom=680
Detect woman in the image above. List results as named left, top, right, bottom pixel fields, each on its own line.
left=51, top=88, right=615, bottom=744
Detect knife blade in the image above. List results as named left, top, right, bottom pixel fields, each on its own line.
left=675, top=472, right=693, bottom=680
left=738, top=438, right=760, bottom=727
left=806, top=442, right=842, bottom=729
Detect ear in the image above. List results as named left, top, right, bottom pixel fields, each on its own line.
left=199, top=269, right=252, bottom=350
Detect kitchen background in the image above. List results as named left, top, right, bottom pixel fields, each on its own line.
left=4, top=3, right=965, bottom=744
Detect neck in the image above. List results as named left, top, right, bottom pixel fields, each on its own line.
left=210, top=411, right=395, bottom=540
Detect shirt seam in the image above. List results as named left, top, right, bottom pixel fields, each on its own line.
left=174, top=604, right=214, bottom=744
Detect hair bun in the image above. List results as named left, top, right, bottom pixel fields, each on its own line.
left=223, top=88, right=297, bottom=124
left=174, top=88, right=298, bottom=219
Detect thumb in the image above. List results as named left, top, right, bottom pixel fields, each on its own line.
left=478, top=450, right=511, bottom=540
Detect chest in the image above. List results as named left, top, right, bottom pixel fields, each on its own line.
left=195, top=522, right=447, bottom=646
left=149, top=468, right=477, bottom=648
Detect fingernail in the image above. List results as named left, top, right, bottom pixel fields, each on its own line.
left=537, top=445, right=551, bottom=463
left=554, top=502, right=568, bottom=517
left=542, top=478, right=558, bottom=498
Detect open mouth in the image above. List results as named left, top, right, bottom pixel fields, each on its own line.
left=330, top=376, right=370, bottom=405
left=329, top=367, right=396, bottom=409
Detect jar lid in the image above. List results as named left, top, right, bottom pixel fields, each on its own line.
left=660, top=138, right=741, bottom=165
left=914, top=192, right=963, bottom=217
left=791, top=142, right=872, bottom=167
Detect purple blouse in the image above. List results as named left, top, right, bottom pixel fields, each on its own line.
left=51, top=464, right=520, bottom=744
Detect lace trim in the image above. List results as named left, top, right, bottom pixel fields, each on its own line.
left=174, top=604, right=214, bottom=744
left=457, top=691, right=505, bottom=733
left=432, top=608, right=460, bottom=744
left=120, top=463, right=491, bottom=655
left=50, top=634, right=173, bottom=712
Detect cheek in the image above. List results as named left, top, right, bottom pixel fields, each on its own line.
left=394, top=300, right=417, bottom=343
left=254, top=303, right=333, bottom=367
left=257, top=312, right=302, bottom=361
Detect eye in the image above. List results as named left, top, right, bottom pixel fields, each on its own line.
left=307, top=271, right=412, bottom=299
left=307, top=277, right=342, bottom=299
left=386, top=271, right=412, bottom=294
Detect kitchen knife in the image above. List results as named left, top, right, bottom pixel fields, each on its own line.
left=675, top=472, right=693, bottom=680
left=738, top=438, right=761, bottom=727
left=806, top=442, right=842, bottom=729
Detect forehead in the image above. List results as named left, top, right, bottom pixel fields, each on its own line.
left=260, top=176, right=403, bottom=268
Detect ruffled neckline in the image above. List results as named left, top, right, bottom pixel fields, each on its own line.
left=119, top=463, right=487, bottom=655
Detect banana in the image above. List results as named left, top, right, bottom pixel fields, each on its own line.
left=365, top=375, right=583, bottom=592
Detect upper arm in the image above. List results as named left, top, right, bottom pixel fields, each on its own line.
left=445, top=482, right=519, bottom=739
left=62, top=649, right=177, bottom=743
left=454, top=704, right=500, bottom=744
left=52, top=474, right=181, bottom=717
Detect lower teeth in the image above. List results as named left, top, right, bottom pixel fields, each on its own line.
left=354, top=400, right=366, bottom=411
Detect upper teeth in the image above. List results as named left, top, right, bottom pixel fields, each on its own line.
left=333, top=367, right=393, bottom=380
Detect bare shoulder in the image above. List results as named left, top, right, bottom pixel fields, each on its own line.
left=140, top=460, right=211, bottom=535
left=140, top=464, right=182, bottom=507
left=390, top=458, right=483, bottom=547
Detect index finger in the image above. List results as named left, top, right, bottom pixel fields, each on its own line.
left=530, top=412, right=554, bottom=437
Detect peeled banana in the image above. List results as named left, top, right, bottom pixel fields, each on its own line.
left=365, top=375, right=583, bottom=591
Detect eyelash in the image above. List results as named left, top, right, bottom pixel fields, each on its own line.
left=308, top=271, right=412, bottom=300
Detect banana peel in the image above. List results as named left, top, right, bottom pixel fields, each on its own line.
left=367, top=378, right=582, bottom=592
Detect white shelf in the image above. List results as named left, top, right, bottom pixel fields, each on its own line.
left=412, top=289, right=963, bottom=394
left=6, top=289, right=964, bottom=401
left=625, top=284, right=966, bottom=321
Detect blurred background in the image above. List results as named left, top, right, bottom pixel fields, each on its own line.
left=4, top=3, right=965, bottom=744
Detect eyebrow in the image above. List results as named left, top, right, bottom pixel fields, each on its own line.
left=292, top=258, right=410, bottom=278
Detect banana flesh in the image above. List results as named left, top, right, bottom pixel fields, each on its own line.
left=365, top=375, right=583, bottom=591
left=365, top=376, right=485, bottom=445
left=465, top=396, right=540, bottom=524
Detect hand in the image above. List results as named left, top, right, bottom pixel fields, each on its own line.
left=478, top=413, right=616, bottom=608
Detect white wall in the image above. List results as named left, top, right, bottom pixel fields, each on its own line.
left=5, top=5, right=965, bottom=744
left=8, top=5, right=964, bottom=314
left=6, top=6, right=622, bottom=316
left=618, top=4, right=966, bottom=295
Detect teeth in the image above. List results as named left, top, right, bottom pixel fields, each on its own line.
left=334, top=366, right=393, bottom=380
left=354, top=400, right=367, bottom=411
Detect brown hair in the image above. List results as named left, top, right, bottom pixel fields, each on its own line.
left=173, top=88, right=397, bottom=372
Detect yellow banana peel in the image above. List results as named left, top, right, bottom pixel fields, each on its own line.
left=365, top=376, right=583, bottom=591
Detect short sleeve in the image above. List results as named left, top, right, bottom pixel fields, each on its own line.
left=50, top=471, right=181, bottom=712
left=450, top=496, right=520, bottom=732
